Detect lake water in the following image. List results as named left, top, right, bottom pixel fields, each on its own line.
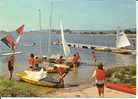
left=0, top=32, right=136, bottom=86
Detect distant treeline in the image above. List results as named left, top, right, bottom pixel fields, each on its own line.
left=0, top=28, right=136, bottom=34
left=54, top=28, right=136, bottom=34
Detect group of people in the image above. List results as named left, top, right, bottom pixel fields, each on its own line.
left=7, top=48, right=105, bottom=97
left=28, top=53, right=41, bottom=70
left=27, top=53, right=69, bottom=86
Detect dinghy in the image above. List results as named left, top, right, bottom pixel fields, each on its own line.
left=106, top=83, right=136, bottom=95
left=112, top=30, right=135, bottom=55
left=16, top=69, right=63, bottom=88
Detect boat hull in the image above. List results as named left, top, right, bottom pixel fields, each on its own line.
left=106, top=83, right=136, bottom=95
left=112, top=49, right=133, bottom=54
left=16, top=72, right=63, bottom=88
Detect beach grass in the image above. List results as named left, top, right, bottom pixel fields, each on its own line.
left=106, top=65, right=136, bottom=86
left=0, top=77, right=36, bottom=97
left=0, top=76, right=56, bottom=97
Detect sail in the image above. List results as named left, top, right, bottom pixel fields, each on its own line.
left=60, top=21, right=71, bottom=57
left=16, top=35, right=21, bottom=44
left=116, top=31, right=131, bottom=48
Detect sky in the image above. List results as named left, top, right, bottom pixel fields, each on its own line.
left=0, top=0, right=136, bottom=31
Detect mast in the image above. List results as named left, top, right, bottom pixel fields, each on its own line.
left=48, top=1, right=53, bottom=56
left=60, top=21, right=71, bottom=57
left=38, top=9, right=42, bottom=56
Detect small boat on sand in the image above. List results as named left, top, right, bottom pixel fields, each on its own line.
left=105, top=83, right=136, bottom=95
left=16, top=71, right=63, bottom=88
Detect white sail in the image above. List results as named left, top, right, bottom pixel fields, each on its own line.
left=116, top=31, right=131, bottom=48
left=60, top=21, right=71, bottom=57
left=16, top=35, right=21, bottom=44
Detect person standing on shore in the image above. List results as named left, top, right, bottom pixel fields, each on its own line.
left=8, top=54, right=15, bottom=80
left=92, top=63, right=105, bottom=97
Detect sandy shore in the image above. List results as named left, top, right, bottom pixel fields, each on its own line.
left=48, top=85, right=135, bottom=98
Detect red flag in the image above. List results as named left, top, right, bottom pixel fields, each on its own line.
left=6, top=34, right=16, bottom=49
left=16, top=25, right=24, bottom=35
left=1, top=34, right=16, bottom=49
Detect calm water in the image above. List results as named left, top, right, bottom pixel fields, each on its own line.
left=0, top=32, right=136, bottom=86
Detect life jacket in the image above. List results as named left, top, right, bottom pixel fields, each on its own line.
left=57, top=67, right=65, bottom=75
left=57, top=67, right=66, bottom=81
left=96, top=69, right=105, bottom=80
left=28, top=58, right=35, bottom=65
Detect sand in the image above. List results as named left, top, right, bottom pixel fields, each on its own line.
left=48, top=85, right=136, bottom=98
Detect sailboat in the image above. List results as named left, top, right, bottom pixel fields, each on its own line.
left=60, top=21, right=71, bottom=57
left=48, top=21, right=71, bottom=63
left=112, top=30, right=135, bottom=54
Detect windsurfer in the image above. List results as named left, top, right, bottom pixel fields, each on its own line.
left=8, top=54, right=15, bottom=80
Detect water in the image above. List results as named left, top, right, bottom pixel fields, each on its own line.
left=0, top=32, right=136, bottom=86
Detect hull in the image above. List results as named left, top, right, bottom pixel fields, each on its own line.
left=16, top=72, right=63, bottom=88
left=112, top=49, right=132, bottom=54
left=106, top=83, right=136, bottom=95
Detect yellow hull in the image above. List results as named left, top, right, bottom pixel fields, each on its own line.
left=16, top=72, right=62, bottom=88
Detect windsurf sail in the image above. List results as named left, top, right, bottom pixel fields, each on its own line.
left=1, top=34, right=16, bottom=49
left=15, top=25, right=24, bottom=45
left=116, top=30, right=131, bottom=48
left=60, top=21, right=71, bottom=57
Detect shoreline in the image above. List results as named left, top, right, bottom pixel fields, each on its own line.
left=0, top=65, right=136, bottom=97
left=47, top=84, right=135, bottom=98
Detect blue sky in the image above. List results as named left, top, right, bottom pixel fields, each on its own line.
left=0, top=0, right=136, bottom=31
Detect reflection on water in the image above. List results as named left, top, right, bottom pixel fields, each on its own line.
left=0, top=33, right=136, bottom=85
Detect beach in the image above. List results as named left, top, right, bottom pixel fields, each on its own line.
left=48, top=85, right=135, bottom=98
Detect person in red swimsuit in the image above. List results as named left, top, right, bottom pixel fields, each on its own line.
left=57, top=67, right=67, bottom=86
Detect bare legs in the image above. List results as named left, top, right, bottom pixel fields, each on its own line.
left=9, top=70, right=13, bottom=80
left=97, top=86, right=104, bottom=97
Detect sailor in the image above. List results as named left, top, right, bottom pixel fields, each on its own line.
left=91, top=48, right=96, bottom=65
left=57, top=67, right=67, bottom=86
left=34, top=56, right=41, bottom=70
left=72, top=54, right=78, bottom=69
left=8, top=54, right=15, bottom=80
left=42, top=56, right=49, bottom=70
left=28, top=53, right=35, bottom=70
left=56, top=56, right=64, bottom=64
left=76, top=52, right=81, bottom=66
left=92, top=63, right=105, bottom=97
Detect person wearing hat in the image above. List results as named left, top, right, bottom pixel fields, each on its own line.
left=92, top=62, right=105, bottom=97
